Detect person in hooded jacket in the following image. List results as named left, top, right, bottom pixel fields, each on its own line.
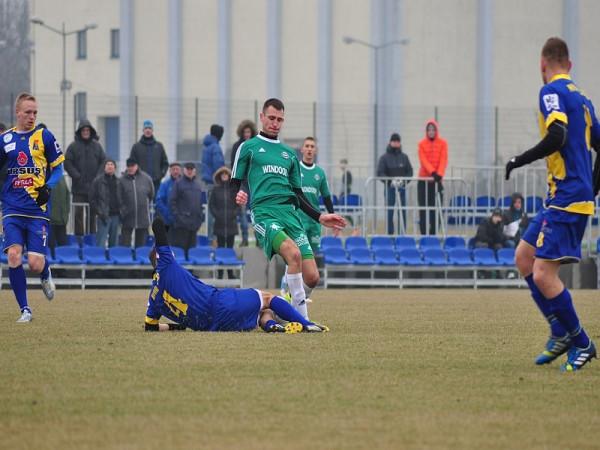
left=229, top=120, right=257, bottom=246
left=209, top=166, right=240, bottom=279
left=201, top=124, right=225, bottom=242
left=64, top=119, right=106, bottom=235
left=502, top=192, right=529, bottom=248
left=377, top=133, right=413, bottom=234
left=129, top=120, right=169, bottom=196
left=417, top=119, right=448, bottom=235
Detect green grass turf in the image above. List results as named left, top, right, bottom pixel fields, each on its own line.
left=1, top=288, right=599, bottom=450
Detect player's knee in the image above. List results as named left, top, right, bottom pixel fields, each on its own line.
left=514, top=245, right=533, bottom=275
left=7, top=247, right=23, bottom=267
left=28, top=257, right=44, bottom=273
left=281, top=243, right=302, bottom=268
left=532, top=268, right=548, bottom=290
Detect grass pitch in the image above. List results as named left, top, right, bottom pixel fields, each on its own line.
left=1, top=288, right=599, bottom=450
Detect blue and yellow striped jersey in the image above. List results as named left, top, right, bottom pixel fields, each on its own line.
left=0, top=125, right=64, bottom=220
left=538, top=74, right=600, bottom=215
left=145, top=246, right=218, bottom=331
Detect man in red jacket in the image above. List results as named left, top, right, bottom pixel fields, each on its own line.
left=417, top=119, right=448, bottom=235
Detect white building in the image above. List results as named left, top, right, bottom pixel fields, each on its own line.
left=28, top=0, right=600, bottom=188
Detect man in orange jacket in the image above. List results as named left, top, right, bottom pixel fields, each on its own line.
left=417, top=119, right=448, bottom=235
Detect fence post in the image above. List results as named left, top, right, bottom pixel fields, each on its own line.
left=434, top=105, right=438, bottom=122
left=312, top=101, right=317, bottom=138
left=10, top=92, right=15, bottom=125
left=254, top=100, right=259, bottom=125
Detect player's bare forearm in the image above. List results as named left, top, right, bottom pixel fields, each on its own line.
left=319, top=213, right=346, bottom=230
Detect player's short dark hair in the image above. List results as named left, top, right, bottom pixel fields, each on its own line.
left=263, top=98, right=285, bottom=112
left=542, top=37, right=569, bottom=65
left=304, top=136, right=316, bottom=143
left=169, top=162, right=182, bottom=168
left=105, top=159, right=117, bottom=167
left=15, top=92, right=36, bottom=110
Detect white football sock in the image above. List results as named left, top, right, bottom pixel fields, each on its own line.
left=286, top=272, right=309, bottom=319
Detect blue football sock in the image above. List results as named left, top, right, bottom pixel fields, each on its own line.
left=262, top=319, right=278, bottom=331
left=9, top=265, right=29, bottom=312
left=525, top=274, right=567, bottom=338
left=549, top=288, right=590, bottom=348
left=269, top=296, right=311, bottom=327
left=40, top=258, right=50, bottom=280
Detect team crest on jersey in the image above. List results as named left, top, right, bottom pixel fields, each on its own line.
left=314, top=174, right=320, bottom=181
left=3, top=133, right=12, bottom=143
left=5, top=142, right=16, bottom=152
left=281, top=152, right=289, bottom=159
left=543, top=94, right=560, bottom=112
left=17, top=151, right=28, bottom=166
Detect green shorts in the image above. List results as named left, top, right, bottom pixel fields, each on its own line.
left=300, top=217, right=322, bottom=253
left=251, top=204, right=314, bottom=260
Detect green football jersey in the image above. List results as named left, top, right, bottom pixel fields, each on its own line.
left=232, top=134, right=301, bottom=209
left=299, top=161, right=331, bottom=211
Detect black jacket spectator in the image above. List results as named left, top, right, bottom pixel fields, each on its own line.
left=230, top=120, right=257, bottom=168
left=209, top=167, right=239, bottom=239
left=474, top=209, right=507, bottom=250
left=377, top=142, right=413, bottom=186
left=130, top=134, right=169, bottom=193
left=90, top=171, right=122, bottom=222
left=64, top=119, right=106, bottom=196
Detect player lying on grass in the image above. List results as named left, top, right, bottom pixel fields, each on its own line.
left=144, top=217, right=327, bottom=333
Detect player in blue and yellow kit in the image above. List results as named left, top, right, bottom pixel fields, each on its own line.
left=506, top=38, right=600, bottom=372
left=144, top=217, right=326, bottom=333
left=1, top=93, right=65, bottom=322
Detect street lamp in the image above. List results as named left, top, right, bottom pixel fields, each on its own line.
left=30, top=17, right=97, bottom=147
left=343, top=35, right=409, bottom=183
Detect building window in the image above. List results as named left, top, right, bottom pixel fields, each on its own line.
left=77, top=30, right=87, bottom=59
left=110, top=29, right=119, bottom=59
left=74, top=92, right=87, bottom=123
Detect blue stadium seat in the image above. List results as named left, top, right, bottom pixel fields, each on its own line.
left=66, top=234, right=80, bottom=247
left=395, top=236, right=417, bottom=250
left=398, top=248, right=424, bottom=265
left=171, top=247, right=188, bottom=264
left=525, top=195, right=543, bottom=214
left=188, top=247, right=214, bottom=265
left=196, top=235, right=210, bottom=247
left=331, top=194, right=339, bottom=206
left=476, top=196, right=495, bottom=210
left=444, top=236, right=466, bottom=249
left=323, top=248, right=349, bottom=265
left=321, top=236, right=343, bottom=251
left=419, top=236, right=441, bottom=249
left=448, top=195, right=473, bottom=225
left=374, top=248, right=399, bottom=265
left=345, top=236, right=368, bottom=251
left=370, top=236, right=394, bottom=251
left=145, top=235, right=155, bottom=247
left=135, top=246, right=153, bottom=265
left=467, top=237, right=476, bottom=249
left=82, top=234, right=96, bottom=247
left=597, top=237, right=600, bottom=252
left=472, top=248, right=498, bottom=266
left=422, top=248, right=447, bottom=266
left=54, top=246, right=83, bottom=264
left=108, top=246, right=137, bottom=265
left=447, top=248, right=473, bottom=266
left=497, top=248, right=516, bottom=266
left=215, top=248, right=244, bottom=265
left=82, top=246, right=110, bottom=265
left=497, top=195, right=512, bottom=208
left=349, top=248, right=374, bottom=265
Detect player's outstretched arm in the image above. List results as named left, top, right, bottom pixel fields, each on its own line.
left=505, top=121, right=567, bottom=180
left=152, top=217, right=170, bottom=247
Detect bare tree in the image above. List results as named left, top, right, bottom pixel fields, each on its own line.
left=0, top=0, right=31, bottom=126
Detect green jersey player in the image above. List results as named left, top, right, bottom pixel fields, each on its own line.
left=231, top=99, right=345, bottom=320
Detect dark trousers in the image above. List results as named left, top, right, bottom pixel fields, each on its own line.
left=72, top=193, right=97, bottom=235
left=418, top=180, right=442, bottom=235
left=49, top=224, right=68, bottom=250
left=171, top=228, right=197, bottom=252
left=385, top=186, right=407, bottom=235
left=217, top=234, right=236, bottom=279
left=120, top=227, right=148, bottom=248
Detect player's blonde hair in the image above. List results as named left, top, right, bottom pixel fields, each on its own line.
left=15, top=92, right=37, bottom=111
